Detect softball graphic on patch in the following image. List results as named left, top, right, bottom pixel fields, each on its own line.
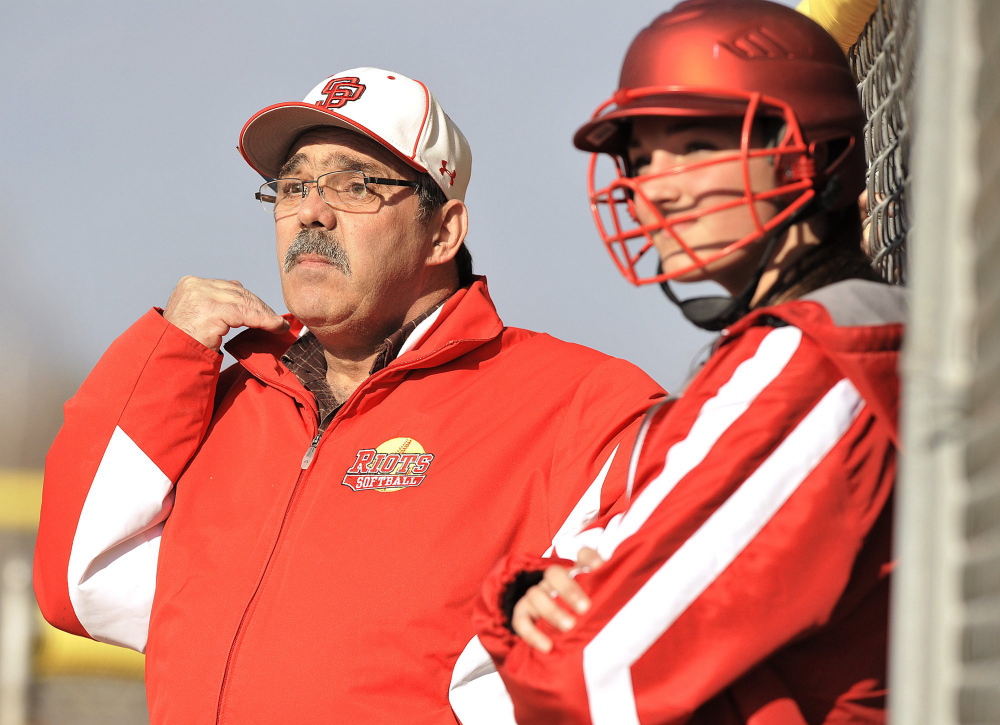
left=341, top=437, right=435, bottom=493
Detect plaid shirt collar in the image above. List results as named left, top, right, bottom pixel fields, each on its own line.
left=281, top=298, right=448, bottom=422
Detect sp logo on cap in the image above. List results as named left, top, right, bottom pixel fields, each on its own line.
left=315, top=77, right=367, bottom=110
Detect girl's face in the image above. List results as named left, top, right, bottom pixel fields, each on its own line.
left=626, top=116, right=783, bottom=294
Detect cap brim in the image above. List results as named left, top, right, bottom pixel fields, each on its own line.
left=239, top=102, right=428, bottom=179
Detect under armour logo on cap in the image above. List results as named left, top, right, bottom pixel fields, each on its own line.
left=439, top=160, right=457, bottom=187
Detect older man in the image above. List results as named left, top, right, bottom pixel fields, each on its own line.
left=33, top=68, right=663, bottom=725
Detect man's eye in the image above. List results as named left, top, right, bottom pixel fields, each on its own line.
left=345, top=181, right=369, bottom=200
left=278, top=182, right=303, bottom=196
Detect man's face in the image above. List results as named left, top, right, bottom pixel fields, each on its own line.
left=626, top=116, right=782, bottom=293
left=273, top=128, right=434, bottom=341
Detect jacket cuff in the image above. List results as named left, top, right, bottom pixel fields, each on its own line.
left=473, top=552, right=573, bottom=665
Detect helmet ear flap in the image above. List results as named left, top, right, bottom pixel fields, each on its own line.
left=772, top=138, right=823, bottom=190
left=784, top=137, right=857, bottom=209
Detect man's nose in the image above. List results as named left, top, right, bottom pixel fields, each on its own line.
left=297, top=182, right=337, bottom=228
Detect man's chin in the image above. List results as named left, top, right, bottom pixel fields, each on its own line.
left=284, top=295, right=352, bottom=331
left=283, top=271, right=343, bottom=306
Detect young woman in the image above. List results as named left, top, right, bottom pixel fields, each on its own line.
left=474, top=1, right=903, bottom=723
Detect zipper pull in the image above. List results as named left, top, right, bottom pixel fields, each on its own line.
left=300, top=433, right=322, bottom=469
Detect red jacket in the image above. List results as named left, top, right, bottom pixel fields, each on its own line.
left=33, top=279, right=664, bottom=725
left=475, top=281, right=904, bottom=725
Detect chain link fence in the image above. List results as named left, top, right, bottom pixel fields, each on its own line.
left=848, top=0, right=918, bottom=284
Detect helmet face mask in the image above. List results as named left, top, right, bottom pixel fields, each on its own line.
left=588, top=87, right=818, bottom=286
left=576, top=0, right=866, bottom=289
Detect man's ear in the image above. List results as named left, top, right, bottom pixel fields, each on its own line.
left=426, top=199, right=469, bottom=267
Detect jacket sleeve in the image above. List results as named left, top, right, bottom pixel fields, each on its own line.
left=449, top=356, right=664, bottom=725
left=544, top=357, right=667, bottom=556
left=33, top=309, right=222, bottom=652
left=474, top=324, right=896, bottom=725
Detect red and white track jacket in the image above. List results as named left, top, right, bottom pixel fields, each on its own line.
left=475, top=280, right=905, bottom=725
left=33, top=279, right=664, bottom=725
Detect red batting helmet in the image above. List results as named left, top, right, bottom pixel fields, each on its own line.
left=574, top=0, right=866, bottom=286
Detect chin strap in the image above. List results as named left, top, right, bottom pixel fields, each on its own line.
left=658, top=177, right=842, bottom=332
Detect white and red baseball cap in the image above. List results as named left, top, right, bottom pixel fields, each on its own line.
left=239, top=67, right=472, bottom=202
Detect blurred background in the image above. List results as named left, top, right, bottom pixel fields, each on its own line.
left=9, top=0, right=988, bottom=723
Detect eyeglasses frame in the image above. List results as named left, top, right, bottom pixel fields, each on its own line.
left=255, top=170, right=420, bottom=213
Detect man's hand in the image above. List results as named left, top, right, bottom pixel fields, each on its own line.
left=164, top=276, right=290, bottom=351
left=511, top=547, right=606, bottom=653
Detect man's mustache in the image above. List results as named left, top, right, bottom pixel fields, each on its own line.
left=283, top=230, right=352, bottom=275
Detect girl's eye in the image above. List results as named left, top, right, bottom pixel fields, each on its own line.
left=628, top=155, right=651, bottom=176
left=684, top=140, right=719, bottom=153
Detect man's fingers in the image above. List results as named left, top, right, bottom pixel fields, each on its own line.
left=232, top=285, right=289, bottom=332
left=259, top=316, right=292, bottom=333
left=164, top=277, right=289, bottom=350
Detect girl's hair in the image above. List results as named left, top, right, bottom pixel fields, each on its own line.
left=762, top=203, right=886, bottom=306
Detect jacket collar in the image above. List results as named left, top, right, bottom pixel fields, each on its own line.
left=224, top=276, right=504, bottom=389
left=723, top=286, right=904, bottom=446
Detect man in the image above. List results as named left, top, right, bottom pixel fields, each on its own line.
left=475, top=3, right=901, bottom=723
left=33, top=68, right=663, bottom=725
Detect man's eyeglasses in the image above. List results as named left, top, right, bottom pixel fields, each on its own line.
left=256, top=170, right=419, bottom=214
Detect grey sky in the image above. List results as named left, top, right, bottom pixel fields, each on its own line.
left=1, top=0, right=798, bottom=399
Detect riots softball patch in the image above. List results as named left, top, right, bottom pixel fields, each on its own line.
left=341, top=437, right=434, bottom=493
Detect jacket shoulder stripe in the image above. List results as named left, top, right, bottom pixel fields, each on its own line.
left=597, top=326, right=803, bottom=561
left=582, top=378, right=865, bottom=724
left=547, top=444, right=620, bottom=559
left=67, top=426, right=173, bottom=652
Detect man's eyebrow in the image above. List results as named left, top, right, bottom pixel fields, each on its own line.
left=277, top=151, right=383, bottom=179
left=278, top=153, right=308, bottom=178
left=320, top=151, right=382, bottom=175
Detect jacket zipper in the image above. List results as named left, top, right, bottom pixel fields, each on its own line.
left=300, top=432, right=322, bottom=469
left=215, top=429, right=319, bottom=724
